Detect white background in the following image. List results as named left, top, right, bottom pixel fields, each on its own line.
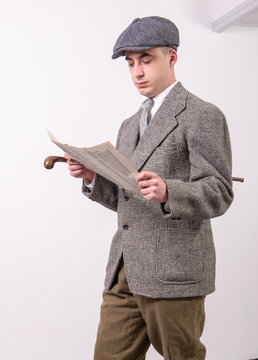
left=210, top=0, right=248, bottom=20
left=0, top=0, right=257, bottom=359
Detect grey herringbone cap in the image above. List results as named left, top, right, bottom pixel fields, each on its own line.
left=112, top=16, right=179, bottom=59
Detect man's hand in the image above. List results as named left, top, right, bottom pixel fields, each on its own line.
left=136, top=171, right=168, bottom=203
left=64, top=154, right=95, bottom=183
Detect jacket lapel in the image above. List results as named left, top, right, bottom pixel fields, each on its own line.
left=130, top=82, right=188, bottom=171
left=119, top=108, right=141, bottom=160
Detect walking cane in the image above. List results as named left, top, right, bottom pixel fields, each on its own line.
left=44, top=156, right=244, bottom=183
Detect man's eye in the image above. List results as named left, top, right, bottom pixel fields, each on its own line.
left=143, top=60, right=151, bottom=64
left=128, top=63, right=134, bottom=67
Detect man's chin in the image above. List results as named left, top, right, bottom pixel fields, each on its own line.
left=138, top=88, right=153, bottom=98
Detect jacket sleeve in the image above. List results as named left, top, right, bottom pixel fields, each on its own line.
left=81, top=120, right=126, bottom=212
left=82, top=174, right=118, bottom=212
left=160, top=104, right=234, bottom=220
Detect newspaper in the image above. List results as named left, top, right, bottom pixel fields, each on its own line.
left=47, top=130, right=140, bottom=193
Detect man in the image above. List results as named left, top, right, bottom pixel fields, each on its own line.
left=65, top=16, right=233, bottom=360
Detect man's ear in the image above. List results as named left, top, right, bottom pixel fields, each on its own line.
left=169, top=50, right=177, bottom=66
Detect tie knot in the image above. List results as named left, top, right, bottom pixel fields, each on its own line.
left=142, top=98, right=154, bottom=112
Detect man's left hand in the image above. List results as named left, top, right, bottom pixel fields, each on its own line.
left=136, top=171, right=168, bottom=203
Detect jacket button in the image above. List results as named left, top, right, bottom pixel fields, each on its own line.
left=123, top=224, right=129, bottom=230
left=124, top=195, right=129, bottom=201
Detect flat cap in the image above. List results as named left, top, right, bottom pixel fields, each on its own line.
left=112, top=16, right=179, bottom=59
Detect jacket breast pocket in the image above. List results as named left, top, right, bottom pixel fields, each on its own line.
left=156, top=228, right=204, bottom=284
left=144, top=143, right=184, bottom=178
left=154, top=143, right=182, bottom=157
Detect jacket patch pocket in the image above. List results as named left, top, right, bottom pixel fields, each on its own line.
left=156, top=228, right=204, bottom=284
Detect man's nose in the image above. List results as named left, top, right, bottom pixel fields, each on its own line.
left=134, top=63, right=144, bottom=78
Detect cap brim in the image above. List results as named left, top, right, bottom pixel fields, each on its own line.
left=112, top=45, right=156, bottom=59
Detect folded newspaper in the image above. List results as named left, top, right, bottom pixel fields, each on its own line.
left=48, top=130, right=140, bottom=193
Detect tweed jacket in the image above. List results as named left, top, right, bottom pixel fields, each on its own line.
left=82, top=82, right=234, bottom=298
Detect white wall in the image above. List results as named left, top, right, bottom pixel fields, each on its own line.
left=210, top=0, right=248, bottom=21
left=0, top=1, right=257, bottom=359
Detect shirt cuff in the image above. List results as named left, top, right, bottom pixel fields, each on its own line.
left=83, top=175, right=96, bottom=189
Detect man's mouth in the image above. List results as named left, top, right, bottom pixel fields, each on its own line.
left=136, top=82, right=148, bottom=88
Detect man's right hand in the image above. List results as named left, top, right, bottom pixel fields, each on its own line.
left=64, top=154, right=95, bottom=183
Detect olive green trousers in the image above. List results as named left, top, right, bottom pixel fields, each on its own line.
left=94, top=264, right=206, bottom=360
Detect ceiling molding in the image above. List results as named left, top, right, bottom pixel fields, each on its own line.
left=212, top=0, right=258, bottom=32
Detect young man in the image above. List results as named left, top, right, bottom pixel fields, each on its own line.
left=65, top=16, right=233, bottom=360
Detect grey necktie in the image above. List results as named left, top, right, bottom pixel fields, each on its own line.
left=139, top=98, right=154, bottom=137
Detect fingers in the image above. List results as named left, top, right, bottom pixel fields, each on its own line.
left=69, top=163, right=85, bottom=171
left=138, top=178, right=158, bottom=190
left=68, top=163, right=86, bottom=178
left=70, top=169, right=86, bottom=178
left=140, top=185, right=157, bottom=195
left=63, top=153, right=95, bottom=180
left=64, top=153, right=82, bottom=166
left=136, top=171, right=168, bottom=203
left=137, top=172, right=158, bottom=190
left=65, top=155, right=84, bottom=171
left=136, top=171, right=156, bottom=182
left=141, top=192, right=158, bottom=201
left=67, top=158, right=81, bottom=166
left=63, top=153, right=86, bottom=177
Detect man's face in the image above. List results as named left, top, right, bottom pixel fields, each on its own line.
left=125, top=47, right=176, bottom=98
